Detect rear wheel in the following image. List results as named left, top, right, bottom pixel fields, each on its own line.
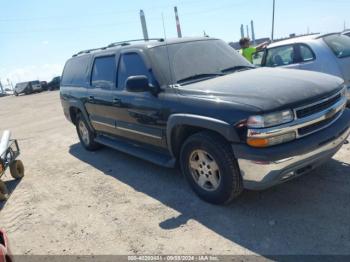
left=180, top=131, right=243, bottom=205
left=0, top=181, right=9, bottom=201
left=14, top=92, right=18, bottom=96
left=76, top=114, right=101, bottom=151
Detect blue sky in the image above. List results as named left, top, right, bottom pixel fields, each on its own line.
left=0, top=0, right=349, bottom=85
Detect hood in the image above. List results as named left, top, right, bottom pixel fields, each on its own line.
left=176, top=68, right=344, bottom=112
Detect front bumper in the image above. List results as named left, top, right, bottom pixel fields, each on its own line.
left=233, top=109, right=350, bottom=190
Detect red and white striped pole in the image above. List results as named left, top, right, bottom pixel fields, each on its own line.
left=174, top=6, right=182, bottom=38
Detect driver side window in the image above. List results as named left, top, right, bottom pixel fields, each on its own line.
left=117, top=53, right=151, bottom=89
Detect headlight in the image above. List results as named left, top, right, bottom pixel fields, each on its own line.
left=247, top=109, right=294, bottom=128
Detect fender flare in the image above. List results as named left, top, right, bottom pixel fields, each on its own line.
left=166, top=114, right=240, bottom=156
left=68, top=99, right=95, bottom=131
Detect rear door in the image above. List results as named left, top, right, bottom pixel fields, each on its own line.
left=85, top=54, right=120, bottom=136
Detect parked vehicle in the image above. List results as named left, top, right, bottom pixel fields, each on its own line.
left=14, top=80, right=42, bottom=96
left=47, top=76, right=61, bottom=91
left=0, top=229, right=13, bottom=262
left=252, top=33, right=350, bottom=106
left=41, top=81, right=48, bottom=91
left=60, top=37, right=350, bottom=204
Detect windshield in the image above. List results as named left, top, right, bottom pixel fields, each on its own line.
left=15, top=82, right=29, bottom=89
left=150, top=39, right=253, bottom=85
left=30, top=80, right=40, bottom=85
left=323, top=34, right=350, bottom=58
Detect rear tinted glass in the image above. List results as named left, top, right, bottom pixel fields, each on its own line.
left=30, top=81, right=40, bottom=84
left=91, top=56, right=116, bottom=89
left=323, top=34, right=350, bottom=58
left=61, top=55, right=91, bottom=86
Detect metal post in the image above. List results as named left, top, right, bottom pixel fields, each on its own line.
left=174, top=6, right=182, bottom=38
left=246, top=25, right=249, bottom=40
left=251, top=20, right=256, bottom=45
left=240, top=24, right=245, bottom=38
left=271, top=0, right=276, bottom=42
left=140, top=10, right=149, bottom=41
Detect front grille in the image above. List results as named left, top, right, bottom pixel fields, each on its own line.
left=298, top=111, right=341, bottom=136
left=296, top=94, right=341, bottom=118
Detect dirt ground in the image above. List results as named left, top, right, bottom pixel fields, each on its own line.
left=0, top=91, right=349, bottom=257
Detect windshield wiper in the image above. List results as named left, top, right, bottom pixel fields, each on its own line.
left=221, top=65, right=255, bottom=74
left=177, top=73, right=224, bottom=84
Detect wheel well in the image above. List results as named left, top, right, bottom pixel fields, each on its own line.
left=69, top=107, right=81, bottom=125
left=170, top=125, right=228, bottom=158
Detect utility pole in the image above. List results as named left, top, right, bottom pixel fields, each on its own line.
left=0, top=79, right=3, bottom=94
left=246, top=25, right=249, bottom=39
left=240, top=24, right=245, bottom=38
left=174, top=6, right=182, bottom=38
left=251, top=20, right=256, bottom=45
left=140, top=10, right=149, bottom=41
left=271, top=0, right=276, bottom=42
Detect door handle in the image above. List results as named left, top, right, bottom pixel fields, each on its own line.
left=88, top=96, right=94, bottom=102
left=113, top=98, right=121, bottom=105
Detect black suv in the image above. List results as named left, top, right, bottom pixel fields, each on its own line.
left=61, top=37, right=350, bottom=204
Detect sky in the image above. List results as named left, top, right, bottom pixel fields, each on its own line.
left=0, top=0, right=349, bottom=86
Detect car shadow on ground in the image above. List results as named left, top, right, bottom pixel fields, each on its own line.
left=69, top=143, right=350, bottom=256
left=0, top=179, right=21, bottom=210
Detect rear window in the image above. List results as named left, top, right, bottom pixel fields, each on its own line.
left=61, top=55, right=91, bottom=86
left=323, top=34, right=350, bottom=58
left=30, top=81, right=40, bottom=84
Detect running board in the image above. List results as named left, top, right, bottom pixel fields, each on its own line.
left=95, top=135, right=176, bottom=168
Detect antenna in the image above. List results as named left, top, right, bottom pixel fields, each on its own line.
left=161, top=13, right=175, bottom=87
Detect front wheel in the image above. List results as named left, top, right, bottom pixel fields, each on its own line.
left=76, top=114, right=101, bottom=151
left=180, top=131, right=243, bottom=205
left=10, top=160, right=25, bottom=179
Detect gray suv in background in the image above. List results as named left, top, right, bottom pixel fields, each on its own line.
left=14, top=80, right=42, bottom=96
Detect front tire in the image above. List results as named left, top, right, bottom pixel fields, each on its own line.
left=76, top=114, right=101, bottom=151
left=180, top=131, right=243, bottom=205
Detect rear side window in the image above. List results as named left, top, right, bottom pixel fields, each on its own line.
left=91, top=56, right=116, bottom=89
left=323, top=34, right=350, bottom=58
left=299, top=45, right=315, bottom=62
left=61, top=55, right=91, bottom=86
left=265, top=45, right=295, bottom=67
left=117, top=53, right=150, bottom=89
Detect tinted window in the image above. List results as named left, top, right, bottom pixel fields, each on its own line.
left=91, top=56, right=116, bottom=89
left=118, top=53, right=150, bottom=88
left=265, top=45, right=295, bottom=67
left=61, top=55, right=91, bottom=86
left=299, top=45, right=315, bottom=62
left=252, top=50, right=264, bottom=66
left=323, top=34, right=350, bottom=58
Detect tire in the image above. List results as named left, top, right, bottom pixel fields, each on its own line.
left=0, top=180, right=9, bottom=201
left=76, top=113, right=101, bottom=151
left=10, top=160, right=25, bottom=179
left=180, top=131, right=243, bottom=205
left=14, top=92, right=18, bottom=96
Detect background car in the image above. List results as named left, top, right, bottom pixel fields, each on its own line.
left=47, top=76, right=61, bottom=91
left=14, top=80, right=42, bottom=96
left=40, top=81, right=48, bottom=91
left=252, top=33, right=350, bottom=105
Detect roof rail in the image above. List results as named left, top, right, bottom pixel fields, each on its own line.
left=107, top=38, right=164, bottom=47
left=72, top=38, right=164, bottom=57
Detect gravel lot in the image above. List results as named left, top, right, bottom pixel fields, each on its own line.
left=0, top=91, right=349, bottom=257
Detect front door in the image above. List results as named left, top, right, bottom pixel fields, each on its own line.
left=112, top=52, right=166, bottom=148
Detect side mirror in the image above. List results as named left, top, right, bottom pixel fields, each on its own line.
left=126, top=75, right=150, bottom=92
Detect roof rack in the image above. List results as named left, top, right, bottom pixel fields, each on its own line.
left=72, top=38, right=164, bottom=57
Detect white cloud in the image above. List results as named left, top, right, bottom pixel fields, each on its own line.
left=42, top=40, right=49, bottom=45
left=2, top=64, right=63, bottom=85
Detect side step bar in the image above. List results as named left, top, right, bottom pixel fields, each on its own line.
left=95, top=135, right=176, bottom=168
